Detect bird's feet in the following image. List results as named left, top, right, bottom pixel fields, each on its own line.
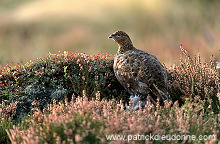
left=126, top=95, right=147, bottom=110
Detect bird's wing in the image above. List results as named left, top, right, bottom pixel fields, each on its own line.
left=114, top=49, right=168, bottom=100
left=140, top=54, right=169, bottom=100
left=114, top=50, right=150, bottom=96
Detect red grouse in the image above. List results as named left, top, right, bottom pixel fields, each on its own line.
left=108, top=31, right=172, bottom=109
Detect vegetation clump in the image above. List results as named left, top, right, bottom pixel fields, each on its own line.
left=0, top=48, right=219, bottom=143
left=0, top=51, right=128, bottom=119
left=168, top=46, right=219, bottom=112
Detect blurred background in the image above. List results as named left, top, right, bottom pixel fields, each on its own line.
left=0, top=0, right=219, bottom=66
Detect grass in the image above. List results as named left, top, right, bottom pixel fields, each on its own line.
left=0, top=0, right=220, bottom=65
left=0, top=46, right=219, bottom=143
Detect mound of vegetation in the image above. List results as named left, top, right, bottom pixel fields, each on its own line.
left=0, top=51, right=128, bottom=120
left=0, top=48, right=219, bottom=143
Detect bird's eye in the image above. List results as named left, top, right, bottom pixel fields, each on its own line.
left=117, top=34, right=121, bottom=37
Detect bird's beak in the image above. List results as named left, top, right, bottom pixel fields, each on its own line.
left=108, top=35, right=114, bottom=39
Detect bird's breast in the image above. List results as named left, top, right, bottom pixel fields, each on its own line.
left=114, top=53, right=142, bottom=80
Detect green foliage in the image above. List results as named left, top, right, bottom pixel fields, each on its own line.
left=0, top=119, right=14, bottom=144
left=0, top=101, right=18, bottom=144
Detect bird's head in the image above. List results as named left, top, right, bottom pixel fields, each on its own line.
left=108, top=31, right=133, bottom=49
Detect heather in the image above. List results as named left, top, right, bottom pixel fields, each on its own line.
left=0, top=48, right=220, bottom=143
left=5, top=97, right=220, bottom=144
left=0, top=52, right=128, bottom=119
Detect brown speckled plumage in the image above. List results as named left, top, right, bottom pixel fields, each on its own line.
left=108, top=31, right=172, bottom=109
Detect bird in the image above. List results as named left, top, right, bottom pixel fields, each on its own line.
left=108, top=30, right=172, bottom=110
